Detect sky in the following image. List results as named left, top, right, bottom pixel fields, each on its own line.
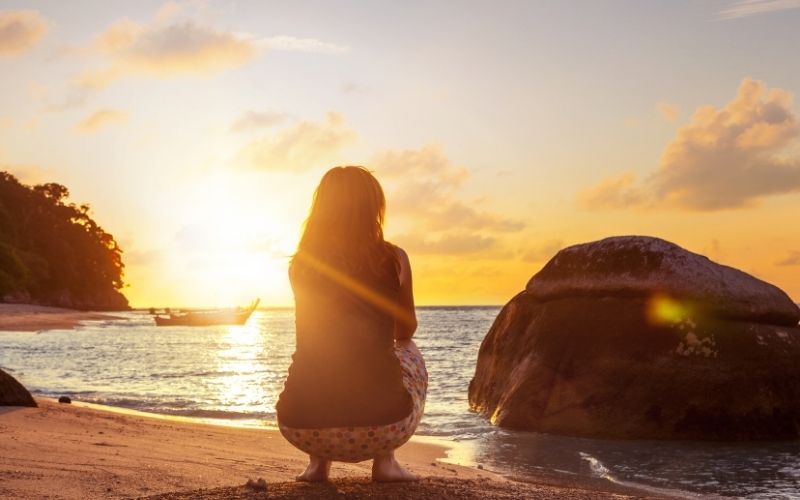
left=2, top=0, right=800, bottom=307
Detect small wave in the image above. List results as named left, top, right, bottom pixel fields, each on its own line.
left=33, top=391, right=276, bottom=422
left=579, top=452, right=611, bottom=479
left=579, top=452, right=703, bottom=498
left=150, top=370, right=243, bottom=379
left=158, top=408, right=274, bottom=420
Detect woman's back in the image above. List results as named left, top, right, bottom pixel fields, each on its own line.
left=276, top=249, right=413, bottom=429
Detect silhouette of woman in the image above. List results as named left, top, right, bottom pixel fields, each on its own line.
left=276, top=166, right=427, bottom=482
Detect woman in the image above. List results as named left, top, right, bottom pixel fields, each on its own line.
left=276, top=166, right=427, bottom=482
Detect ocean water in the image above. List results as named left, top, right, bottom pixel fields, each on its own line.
left=1, top=306, right=799, bottom=498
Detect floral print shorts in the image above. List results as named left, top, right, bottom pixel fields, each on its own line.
left=278, top=344, right=428, bottom=463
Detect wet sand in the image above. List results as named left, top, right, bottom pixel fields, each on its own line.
left=0, top=399, right=658, bottom=499
left=0, top=303, right=122, bottom=332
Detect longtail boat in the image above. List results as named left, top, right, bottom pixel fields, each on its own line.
left=154, top=299, right=260, bottom=327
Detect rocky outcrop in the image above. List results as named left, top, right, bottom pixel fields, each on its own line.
left=469, top=236, right=800, bottom=440
left=0, top=368, right=37, bottom=407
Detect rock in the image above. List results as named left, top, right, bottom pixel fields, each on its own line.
left=0, top=368, right=37, bottom=407
left=58, top=396, right=72, bottom=404
left=526, top=236, right=799, bottom=326
left=469, top=236, right=800, bottom=440
left=245, top=478, right=267, bottom=491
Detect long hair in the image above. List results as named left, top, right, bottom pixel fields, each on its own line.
left=292, top=166, right=396, bottom=278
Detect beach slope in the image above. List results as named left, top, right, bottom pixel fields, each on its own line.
left=0, top=304, right=121, bottom=332
left=0, top=399, right=645, bottom=499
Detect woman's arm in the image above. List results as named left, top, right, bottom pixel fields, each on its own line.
left=393, top=246, right=417, bottom=340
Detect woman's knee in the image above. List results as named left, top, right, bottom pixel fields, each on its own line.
left=395, top=338, right=421, bottom=356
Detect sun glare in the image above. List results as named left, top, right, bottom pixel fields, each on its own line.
left=176, top=173, right=297, bottom=307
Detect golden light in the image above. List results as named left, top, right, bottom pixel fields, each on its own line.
left=174, top=172, right=297, bottom=307
left=214, top=322, right=266, bottom=410
left=647, top=294, right=692, bottom=325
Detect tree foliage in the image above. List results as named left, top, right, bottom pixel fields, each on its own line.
left=0, top=171, right=129, bottom=310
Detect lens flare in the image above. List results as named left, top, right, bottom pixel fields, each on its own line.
left=647, top=294, right=691, bottom=325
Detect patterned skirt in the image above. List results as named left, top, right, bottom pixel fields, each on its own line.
left=278, top=344, right=428, bottom=463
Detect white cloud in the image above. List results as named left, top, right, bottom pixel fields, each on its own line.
left=718, top=0, right=800, bottom=19
left=260, top=36, right=348, bottom=54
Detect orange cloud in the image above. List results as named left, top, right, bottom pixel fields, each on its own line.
left=372, top=145, right=524, bottom=255
left=656, top=102, right=680, bottom=123
left=75, top=4, right=347, bottom=89
left=396, top=232, right=496, bottom=255
left=237, top=112, right=356, bottom=171
left=777, top=251, right=800, bottom=266
left=78, top=12, right=256, bottom=88
left=579, top=79, right=800, bottom=211
left=0, top=10, right=47, bottom=56
left=75, top=109, right=129, bottom=133
left=577, top=171, right=646, bottom=210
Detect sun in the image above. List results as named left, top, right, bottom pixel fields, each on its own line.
left=168, top=171, right=299, bottom=307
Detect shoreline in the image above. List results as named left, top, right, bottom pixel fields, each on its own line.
left=0, top=303, right=123, bottom=332
left=0, top=398, right=659, bottom=499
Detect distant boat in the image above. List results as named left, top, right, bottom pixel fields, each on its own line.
left=154, top=299, right=260, bottom=327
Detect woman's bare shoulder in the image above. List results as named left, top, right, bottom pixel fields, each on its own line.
left=386, top=242, right=410, bottom=263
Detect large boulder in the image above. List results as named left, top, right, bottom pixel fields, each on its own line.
left=0, top=368, right=37, bottom=407
left=469, top=236, right=800, bottom=440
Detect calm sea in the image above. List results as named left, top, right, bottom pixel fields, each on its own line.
left=1, top=307, right=799, bottom=498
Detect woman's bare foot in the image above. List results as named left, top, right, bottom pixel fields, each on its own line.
left=296, top=455, right=331, bottom=482
left=372, top=453, right=418, bottom=482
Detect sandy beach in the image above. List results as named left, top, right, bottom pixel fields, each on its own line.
left=0, top=398, right=654, bottom=499
left=0, top=304, right=122, bottom=332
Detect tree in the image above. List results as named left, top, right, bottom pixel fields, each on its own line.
left=0, top=171, right=129, bottom=310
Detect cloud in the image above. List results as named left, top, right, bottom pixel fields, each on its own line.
left=718, top=0, right=800, bottom=19
left=371, top=145, right=524, bottom=255
left=230, top=110, right=289, bottom=133
left=261, top=36, right=348, bottom=54
left=656, top=102, right=680, bottom=123
left=577, top=171, right=646, bottom=210
left=777, top=251, right=800, bottom=266
left=396, top=232, right=496, bottom=255
left=0, top=10, right=47, bottom=56
left=579, top=79, right=800, bottom=211
left=78, top=17, right=256, bottom=88
left=237, top=112, right=356, bottom=171
left=75, top=109, right=128, bottom=133
left=74, top=4, right=347, bottom=89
